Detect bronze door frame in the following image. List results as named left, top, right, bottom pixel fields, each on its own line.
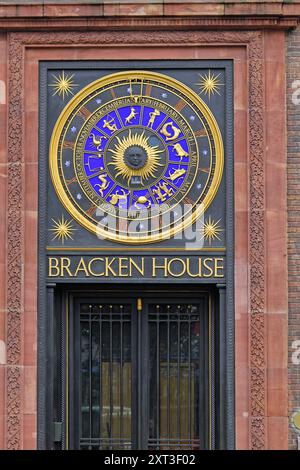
left=58, top=288, right=216, bottom=450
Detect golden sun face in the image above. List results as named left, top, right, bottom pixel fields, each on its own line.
left=108, top=130, right=163, bottom=185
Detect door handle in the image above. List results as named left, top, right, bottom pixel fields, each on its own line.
left=137, top=297, right=142, bottom=312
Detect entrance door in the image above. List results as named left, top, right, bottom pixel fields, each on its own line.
left=68, top=293, right=212, bottom=450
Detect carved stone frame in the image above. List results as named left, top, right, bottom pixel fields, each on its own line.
left=6, top=30, right=265, bottom=450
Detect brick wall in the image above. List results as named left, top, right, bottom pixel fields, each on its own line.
left=287, top=25, right=300, bottom=450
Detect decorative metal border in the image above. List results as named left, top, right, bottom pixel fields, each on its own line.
left=6, top=30, right=264, bottom=450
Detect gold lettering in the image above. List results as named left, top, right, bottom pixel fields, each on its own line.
left=198, top=257, right=202, bottom=277
left=214, top=258, right=224, bottom=278
left=167, top=258, right=186, bottom=277
left=186, top=258, right=200, bottom=278
left=129, top=258, right=144, bottom=276
left=60, top=257, right=73, bottom=277
left=203, top=258, right=213, bottom=278
left=48, top=257, right=60, bottom=277
left=105, top=257, right=117, bottom=276
left=152, top=257, right=168, bottom=277
left=48, top=255, right=224, bottom=280
left=74, top=257, right=89, bottom=277
left=119, top=257, right=129, bottom=277
left=88, top=258, right=105, bottom=277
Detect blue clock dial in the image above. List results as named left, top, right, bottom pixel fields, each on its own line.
left=50, top=71, right=223, bottom=243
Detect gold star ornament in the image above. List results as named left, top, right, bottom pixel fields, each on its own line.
left=196, top=70, right=224, bottom=100
left=50, top=215, right=76, bottom=244
left=200, top=216, right=223, bottom=245
left=49, top=71, right=78, bottom=100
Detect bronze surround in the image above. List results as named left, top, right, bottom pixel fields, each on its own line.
left=6, top=29, right=266, bottom=450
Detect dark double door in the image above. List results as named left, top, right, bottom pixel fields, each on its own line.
left=68, top=293, right=212, bottom=450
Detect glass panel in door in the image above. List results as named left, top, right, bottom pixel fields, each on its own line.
left=79, top=303, right=132, bottom=449
left=148, top=303, right=202, bottom=450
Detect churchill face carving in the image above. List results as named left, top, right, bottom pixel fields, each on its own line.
left=124, top=145, right=148, bottom=170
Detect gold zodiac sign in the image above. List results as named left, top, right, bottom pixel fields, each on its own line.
left=125, top=107, right=138, bottom=124
left=167, top=167, right=186, bottom=182
left=153, top=182, right=174, bottom=202
left=147, top=109, right=160, bottom=128
left=172, top=143, right=189, bottom=160
left=103, top=115, right=118, bottom=133
left=160, top=121, right=181, bottom=141
left=109, top=189, right=128, bottom=206
left=91, top=133, right=107, bottom=151
left=134, top=195, right=151, bottom=209
left=94, top=173, right=109, bottom=197
left=85, top=156, right=104, bottom=173
left=129, top=78, right=143, bottom=103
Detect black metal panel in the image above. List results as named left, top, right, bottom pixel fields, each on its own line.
left=41, top=59, right=232, bottom=259
left=74, top=302, right=133, bottom=450
left=146, top=301, right=208, bottom=450
left=38, top=58, right=234, bottom=450
left=224, top=62, right=235, bottom=450
left=60, top=291, right=215, bottom=450
left=37, top=63, right=49, bottom=450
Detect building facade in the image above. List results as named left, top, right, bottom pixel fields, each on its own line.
left=0, top=0, right=300, bottom=450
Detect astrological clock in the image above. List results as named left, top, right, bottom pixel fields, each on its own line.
left=49, top=70, right=223, bottom=244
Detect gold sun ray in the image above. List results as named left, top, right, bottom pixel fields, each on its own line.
left=49, top=215, right=76, bottom=244
left=196, top=70, right=224, bottom=100
left=49, top=71, right=78, bottom=100
left=108, top=130, right=163, bottom=185
left=200, top=215, right=223, bottom=245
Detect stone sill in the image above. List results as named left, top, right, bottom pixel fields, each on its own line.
left=1, top=1, right=300, bottom=17
left=0, top=1, right=300, bottom=30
